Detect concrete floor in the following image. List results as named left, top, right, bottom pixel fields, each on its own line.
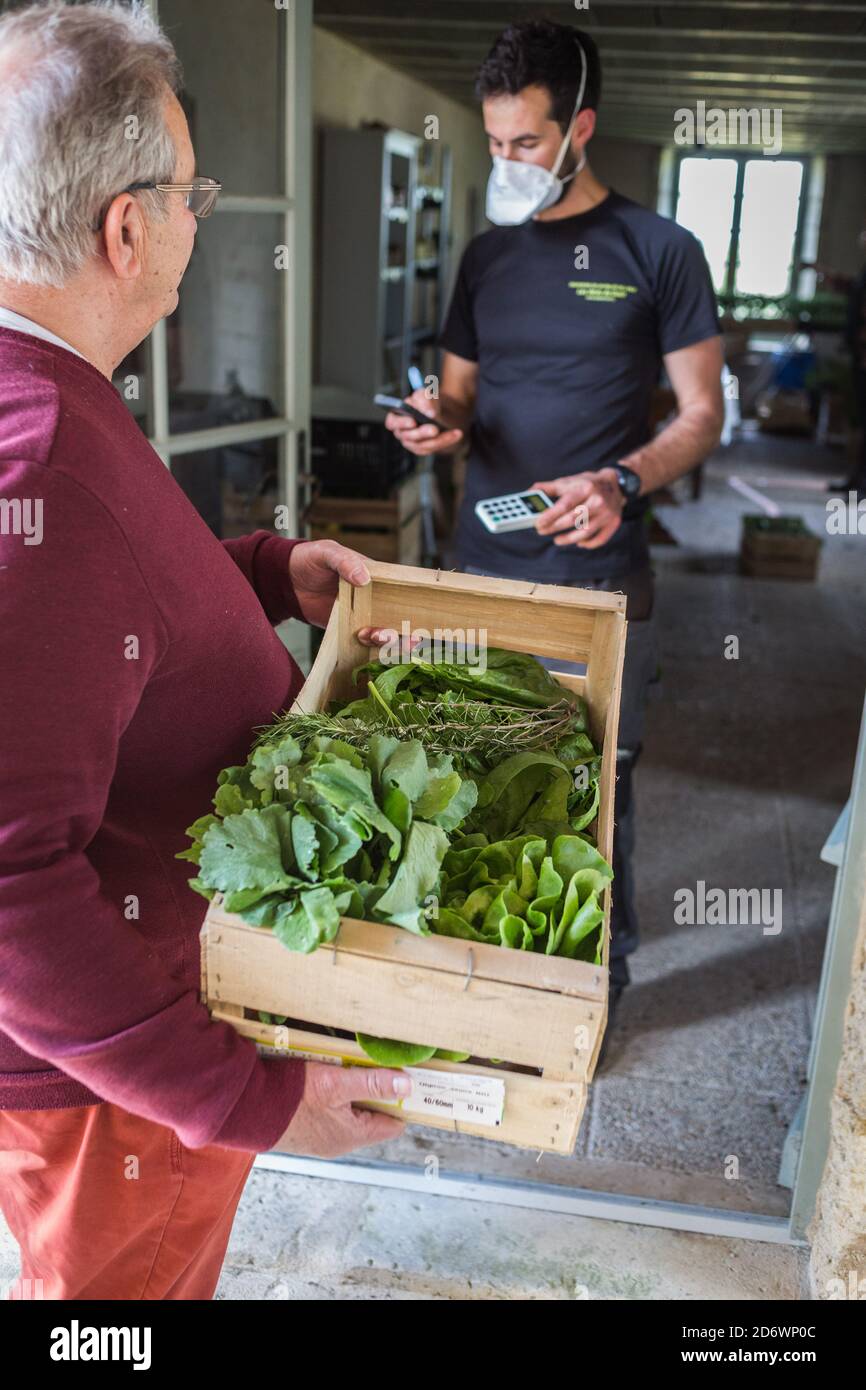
left=212, top=1166, right=809, bottom=1301
left=0, top=425, right=860, bottom=1299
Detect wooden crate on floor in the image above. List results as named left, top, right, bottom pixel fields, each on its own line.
left=307, top=472, right=422, bottom=564
left=200, top=562, right=626, bottom=1154
left=740, top=521, right=822, bottom=581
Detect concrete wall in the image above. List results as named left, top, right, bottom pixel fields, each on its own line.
left=817, top=155, right=866, bottom=278
left=590, top=134, right=661, bottom=211
left=809, top=878, right=866, bottom=1298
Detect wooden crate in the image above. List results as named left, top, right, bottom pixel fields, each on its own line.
left=307, top=472, right=422, bottom=565
left=200, top=562, right=627, bottom=1154
left=740, top=525, right=822, bottom=581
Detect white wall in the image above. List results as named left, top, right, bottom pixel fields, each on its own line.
left=161, top=0, right=283, bottom=409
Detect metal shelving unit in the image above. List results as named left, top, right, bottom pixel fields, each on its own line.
left=318, top=126, right=451, bottom=399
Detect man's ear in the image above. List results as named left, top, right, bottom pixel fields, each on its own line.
left=101, top=195, right=146, bottom=281
left=574, top=108, right=597, bottom=150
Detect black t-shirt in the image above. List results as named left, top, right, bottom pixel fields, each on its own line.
left=439, top=190, right=721, bottom=582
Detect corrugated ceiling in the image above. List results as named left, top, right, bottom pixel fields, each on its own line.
left=314, top=0, right=866, bottom=153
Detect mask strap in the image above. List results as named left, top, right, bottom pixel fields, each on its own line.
left=559, top=149, right=587, bottom=188
left=552, top=37, right=588, bottom=177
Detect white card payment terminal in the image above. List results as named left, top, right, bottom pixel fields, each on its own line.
left=475, top=489, right=554, bottom=534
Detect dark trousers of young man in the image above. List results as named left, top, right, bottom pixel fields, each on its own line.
left=850, top=364, right=866, bottom=493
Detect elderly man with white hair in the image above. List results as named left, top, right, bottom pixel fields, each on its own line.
left=0, top=0, right=408, bottom=1301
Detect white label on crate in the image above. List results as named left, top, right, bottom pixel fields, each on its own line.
left=253, top=1038, right=505, bottom=1126
left=401, top=1068, right=505, bottom=1127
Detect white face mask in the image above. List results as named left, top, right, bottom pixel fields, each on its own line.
left=485, top=39, right=588, bottom=227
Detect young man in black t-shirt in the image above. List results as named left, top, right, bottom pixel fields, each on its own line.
left=385, top=20, right=724, bottom=1027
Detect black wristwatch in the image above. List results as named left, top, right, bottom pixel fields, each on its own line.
left=613, top=464, right=642, bottom=500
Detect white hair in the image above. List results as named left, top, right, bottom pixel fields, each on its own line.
left=0, top=0, right=182, bottom=288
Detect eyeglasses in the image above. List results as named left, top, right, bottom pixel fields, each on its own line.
left=93, top=176, right=222, bottom=231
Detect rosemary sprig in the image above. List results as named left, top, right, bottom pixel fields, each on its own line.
left=255, top=694, right=581, bottom=766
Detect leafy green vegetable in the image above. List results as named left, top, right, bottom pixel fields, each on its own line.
left=355, top=1034, right=471, bottom=1065
left=355, top=1034, right=438, bottom=1066
left=352, top=646, right=571, bottom=709
left=469, top=750, right=573, bottom=840
left=198, top=804, right=296, bottom=894
left=183, top=731, right=479, bottom=949
left=374, top=821, right=450, bottom=933
left=434, top=832, right=613, bottom=964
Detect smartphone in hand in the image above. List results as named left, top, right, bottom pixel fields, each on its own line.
left=374, top=393, right=445, bottom=432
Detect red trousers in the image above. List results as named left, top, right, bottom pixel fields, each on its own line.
left=0, top=1100, right=255, bottom=1300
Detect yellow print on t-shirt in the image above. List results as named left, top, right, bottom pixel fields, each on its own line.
left=568, top=281, right=638, bottom=302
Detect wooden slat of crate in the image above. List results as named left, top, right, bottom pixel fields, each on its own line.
left=741, top=556, right=819, bottom=580
left=203, top=913, right=602, bottom=1079
left=216, top=1011, right=586, bottom=1154
left=340, top=564, right=620, bottom=671
left=308, top=475, right=422, bottom=565
left=743, top=531, right=820, bottom=560
left=206, top=903, right=605, bottom=1001
left=310, top=513, right=421, bottom=565
left=553, top=682, right=618, bottom=1073
left=740, top=530, right=821, bottom=581
left=308, top=471, right=421, bottom=527
left=291, top=605, right=341, bottom=712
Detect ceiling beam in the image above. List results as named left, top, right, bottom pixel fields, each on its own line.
left=368, top=55, right=866, bottom=90
left=319, top=29, right=866, bottom=69
left=317, top=11, right=866, bottom=43
left=357, top=42, right=866, bottom=70
left=320, top=0, right=866, bottom=8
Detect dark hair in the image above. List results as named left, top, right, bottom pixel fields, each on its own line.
left=475, top=20, right=601, bottom=132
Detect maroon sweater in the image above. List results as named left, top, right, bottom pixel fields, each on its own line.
left=0, top=325, right=308, bottom=1150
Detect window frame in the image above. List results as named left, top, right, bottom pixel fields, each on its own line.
left=671, top=148, right=812, bottom=302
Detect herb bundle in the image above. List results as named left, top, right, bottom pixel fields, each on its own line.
left=260, top=695, right=579, bottom=770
